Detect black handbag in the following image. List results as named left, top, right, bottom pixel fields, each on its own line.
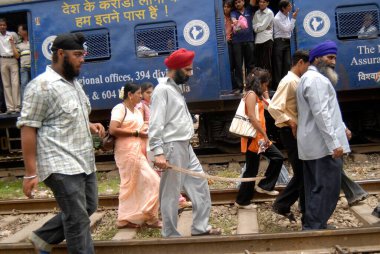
left=101, top=105, right=127, bottom=151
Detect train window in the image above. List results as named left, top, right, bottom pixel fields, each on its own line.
left=336, top=4, right=379, bottom=40
left=135, top=22, right=177, bottom=58
left=79, top=29, right=111, bottom=61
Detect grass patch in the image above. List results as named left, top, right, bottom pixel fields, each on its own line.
left=208, top=168, right=240, bottom=189
left=97, top=172, right=120, bottom=195
left=0, top=178, right=48, bottom=199
left=135, top=227, right=161, bottom=239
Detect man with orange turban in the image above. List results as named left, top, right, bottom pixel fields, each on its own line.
left=149, top=48, right=221, bottom=237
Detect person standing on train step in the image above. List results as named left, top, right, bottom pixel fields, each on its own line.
left=272, top=0, right=299, bottom=90
left=253, top=0, right=274, bottom=72
left=15, top=24, right=31, bottom=104
left=230, top=0, right=256, bottom=94
left=0, top=18, right=20, bottom=114
left=268, top=50, right=310, bottom=222
left=17, top=33, right=105, bottom=254
left=149, top=48, right=221, bottom=237
left=296, top=40, right=350, bottom=230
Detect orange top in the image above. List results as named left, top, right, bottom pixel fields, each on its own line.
left=241, top=94, right=266, bottom=153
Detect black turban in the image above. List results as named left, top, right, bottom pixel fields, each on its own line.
left=51, top=33, right=86, bottom=51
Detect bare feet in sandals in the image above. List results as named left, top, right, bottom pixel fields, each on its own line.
left=116, top=221, right=141, bottom=229
left=145, top=220, right=163, bottom=228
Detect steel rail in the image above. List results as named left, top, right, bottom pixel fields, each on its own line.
left=1, top=227, right=380, bottom=254
left=1, top=179, right=379, bottom=215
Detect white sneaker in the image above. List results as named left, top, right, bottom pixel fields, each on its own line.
left=255, top=186, right=279, bottom=196
left=234, top=202, right=257, bottom=209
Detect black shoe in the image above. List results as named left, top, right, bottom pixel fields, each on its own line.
left=348, top=194, right=369, bottom=206
left=272, top=206, right=296, bottom=222
left=372, top=207, right=380, bottom=218
left=326, top=224, right=336, bottom=230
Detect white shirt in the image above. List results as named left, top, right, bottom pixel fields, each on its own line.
left=296, top=66, right=350, bottom=160
left=253, top=8, right=274, bottom=44
left=273, top=11, right=295, bottom=39
left=0, top=31, right=18, bottom=56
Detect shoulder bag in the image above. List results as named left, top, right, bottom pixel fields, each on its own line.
left=102, top=105, right=127, bottom=151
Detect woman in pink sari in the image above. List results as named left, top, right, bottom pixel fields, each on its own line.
left=109, top=82, right=161, bottom=228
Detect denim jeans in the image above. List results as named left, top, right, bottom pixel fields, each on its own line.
left=33, top=173, right=98, bottom=253
left=20, top=67, right=31, bottom=104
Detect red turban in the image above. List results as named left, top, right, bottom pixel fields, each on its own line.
left=164, top=48, right=195, bottom=69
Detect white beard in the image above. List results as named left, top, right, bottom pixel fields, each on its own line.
left=316, top=62, right=339, bottom=86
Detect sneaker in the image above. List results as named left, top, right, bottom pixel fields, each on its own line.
left=255, top=186, right=279, bottom=196
left=234, top=202, right=257, bottom=209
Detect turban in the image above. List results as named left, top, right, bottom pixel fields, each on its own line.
left=164, top=48, right=195, bottom=69
left=51, top=33, right=86, bottom=51
left=309, top=40, right=338, bottom=63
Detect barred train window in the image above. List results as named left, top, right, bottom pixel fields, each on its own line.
left=78, top=29, right=111, bottom=61
left=135, top=22, right=177, bottom=58
left=336, top=4, right=379, bottom=40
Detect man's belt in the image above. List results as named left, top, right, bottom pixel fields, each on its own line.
left=0, top=55, right=14, bottom=58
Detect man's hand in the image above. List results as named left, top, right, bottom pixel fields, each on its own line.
left=154, top=154, right=168, bottom=170
left=90, top=123, right=105, bottom=138
left=345, top=128, right=352, bottom=141
left=23, top=177, right=38, bottom=198
left=292, top=8, right=299, bottom=19
left=332, top=147, right=344, bottom=158
left=287, top=119, right=297, bottom=138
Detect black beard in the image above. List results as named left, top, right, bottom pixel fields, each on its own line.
left=63, top=55, right=80, bottom=81
left=316, top=61, right=339, bottom=86
left=173, top=69, right=189, bottom=84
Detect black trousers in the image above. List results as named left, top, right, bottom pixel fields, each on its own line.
left=236, top=144, right=283, bottom=206
left=228, top=42, right=237, bottom=90
left=254, top=39, right=273, bottom=72
left=273, top=127, right=305, bottom=215
left=232, top=41, right=255, bottom=90
left=272, top=38, right=291, bottom=90
left=303, top=156, right=342, bottom=230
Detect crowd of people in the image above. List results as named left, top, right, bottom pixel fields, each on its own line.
left=0, top=18, right=30, bottom=114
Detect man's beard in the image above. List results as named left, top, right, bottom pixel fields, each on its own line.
left=63, top=55, right=80, bottom=80
left=173, top=69, right=189, bottom=84
left=316, top=61, right=339, bottom=85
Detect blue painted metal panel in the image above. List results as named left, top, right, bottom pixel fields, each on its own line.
left=0, top=0, right=230, bottom=110
left=293, top=0, right=380, bottom=91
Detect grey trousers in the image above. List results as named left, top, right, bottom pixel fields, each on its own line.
left=0, top=58, right=20, bottom=111
left=160, top=141, right=211, bottom=237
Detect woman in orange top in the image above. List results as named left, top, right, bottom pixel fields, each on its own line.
left=235, top=69, right=284, bottom=209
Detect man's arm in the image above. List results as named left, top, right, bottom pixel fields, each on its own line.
left=21, top=126, right=39, bottom=198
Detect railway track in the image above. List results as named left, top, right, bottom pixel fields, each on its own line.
left=1, top=179, right=379, bottom=214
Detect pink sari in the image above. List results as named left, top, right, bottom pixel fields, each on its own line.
left=113, top=107, right=160, bottom=226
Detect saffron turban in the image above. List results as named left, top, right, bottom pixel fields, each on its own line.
left=309, top=40, right=338, bottom=63
left=51, top=33, right=86, bottom=51
left=164, top=48, right=195, bottom=69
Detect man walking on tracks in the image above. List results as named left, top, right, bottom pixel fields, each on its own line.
left=149, top=48, right=221, bottom=237
left=296, top=40, right=350, bottom=230
left=17, top=33, right=105, bottom=254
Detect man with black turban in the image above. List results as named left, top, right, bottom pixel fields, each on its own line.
left=149, top=48, right=221, bottom=237
left=17, top=33, right=105, bottom=254
left=296, top=40, right=350, bottom=230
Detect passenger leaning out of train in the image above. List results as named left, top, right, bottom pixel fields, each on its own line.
left=296, top=40, right=350, bottom=230
left=109, top=82, right=161, bottom=229
left=150, top=48, right=221, bottom=237
left=0, top=18, right=20, bottom=114
left=235, top=68, right=284, bottom=210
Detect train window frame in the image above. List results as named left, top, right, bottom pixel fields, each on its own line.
left=335, top=4, right=379, bottom=40
left=134, top=22, right=178, bottom=58
left=72, top=28, right=111, bottom=62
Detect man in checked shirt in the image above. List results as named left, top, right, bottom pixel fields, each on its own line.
left=17, top=33, right=105, bottom=254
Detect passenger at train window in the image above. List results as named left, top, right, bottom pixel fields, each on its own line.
left=358, top=13, right=378, bottom=39
left=296, top=40, right=350, bottom=230
left=272, top=0, right=299, bottom=90
left=252, top=0, right=274, bottom=72
left=109, top=82, right=161, bottom=229
left=15, top=24, right=31, bottom=105
left=235, top=68, right=284, bottom=210
left=149, top=48, right=221, bottom=237
left=0, top=18, right=20, bottom=114
left=136, top=40, right=158, bottom=57
left=17, top=32, right=106, bottom=254
left=230, top=0, right=256, bottom=94
left=223, top=0, right=237, bottom=91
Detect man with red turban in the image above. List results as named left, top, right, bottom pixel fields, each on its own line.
left=149, top=48, right=221, bottom=237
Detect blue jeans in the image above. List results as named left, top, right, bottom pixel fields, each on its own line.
left=20, top=67, right=31, bottom=104
left=33, top=173, right=98, bottom=253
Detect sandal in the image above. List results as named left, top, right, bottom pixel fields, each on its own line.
left=117, top=222, right=141, bottom=229
left=191, top=228, right=221, bottom=236
left=145, top=220, right=163, bottom=228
